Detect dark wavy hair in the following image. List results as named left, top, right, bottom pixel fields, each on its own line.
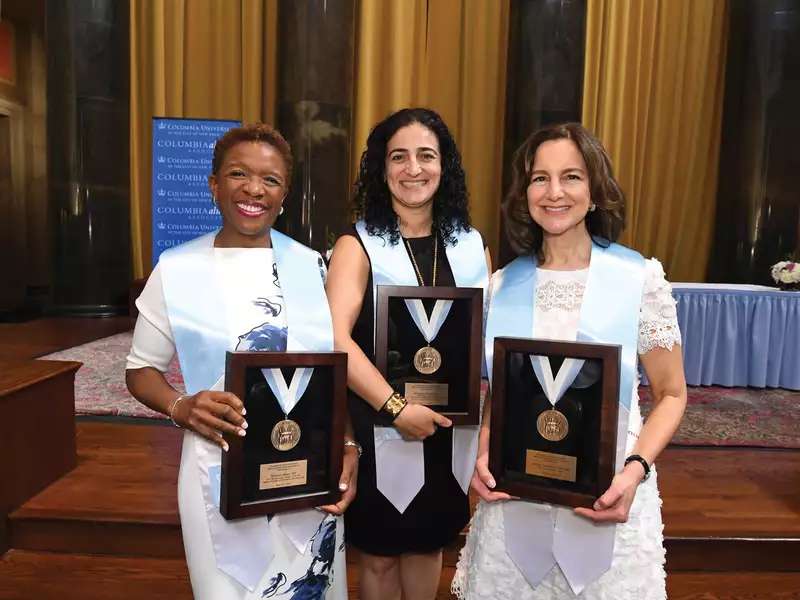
left=212, top=122, right=293, bottom=182
left=352, top=107, right=471, bottom=245
left=503, top=122, right=625, bottom=260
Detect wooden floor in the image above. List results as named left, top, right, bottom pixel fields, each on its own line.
left=2, top=421, right=799, bottom=599
left=0, top=316, right=131, bottom=360
left=1, top=318, right=799, bottom=598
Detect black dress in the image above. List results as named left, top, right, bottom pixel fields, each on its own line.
left=343, top=230, right=471, bottom=556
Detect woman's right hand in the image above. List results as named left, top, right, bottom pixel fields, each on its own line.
left=172, top=391, right=248, bottom=451
left=471, top=444, right=512, bottom=502
left=393, top=403, right=452, bottom=440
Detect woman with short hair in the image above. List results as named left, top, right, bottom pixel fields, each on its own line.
left=127, top=123, right=354, bottom=600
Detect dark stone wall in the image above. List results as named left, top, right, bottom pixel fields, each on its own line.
left=47, top=0, right=130, bottom=314
left=708, top=0, right=800, bottom=283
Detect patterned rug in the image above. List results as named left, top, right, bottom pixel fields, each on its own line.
left=42, top=331, right=800, bottom=449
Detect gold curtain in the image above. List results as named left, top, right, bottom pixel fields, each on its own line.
left=582, top=0, right=728, bottom=281
left=129, top=0, right=278, bottom=278
left=353, top=0, right=510, bottom=256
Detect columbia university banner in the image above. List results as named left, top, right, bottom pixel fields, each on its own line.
left=151, top=117, right=241, bottom=266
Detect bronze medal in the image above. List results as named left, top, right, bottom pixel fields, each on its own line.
left=536, top=409, right=568, bottom=442
left=413, top=345, right=442, bottom=375
left=270, top=418, right=301, bottom=451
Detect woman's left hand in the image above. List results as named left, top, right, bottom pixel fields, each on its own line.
left=573, top=462, right=645, bottom=523
left=319, top=444, right=359, bottom=515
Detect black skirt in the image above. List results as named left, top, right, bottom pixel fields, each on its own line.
left=342, top=230, right=471, bottom=556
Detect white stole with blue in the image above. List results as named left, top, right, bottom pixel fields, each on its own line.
left=355, top=220, right=488, bottom=513
left=159, top=229, right=334, bottom=591
left=485, top=243, right=645, bottom=595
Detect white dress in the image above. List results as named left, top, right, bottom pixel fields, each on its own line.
left=126, top=247, right=347, bottom=600
left=452, top=258, right=681, bottom=600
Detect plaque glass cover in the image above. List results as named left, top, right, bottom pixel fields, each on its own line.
left=220, top=351, right=347, bottom=519
left=375, top=285, right=483, bottom=425
left=489, top=338, right=620, bottom=508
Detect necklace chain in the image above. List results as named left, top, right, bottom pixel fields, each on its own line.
left=404, top=233, right=438, bottom=287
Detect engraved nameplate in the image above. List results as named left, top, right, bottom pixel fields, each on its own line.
left=404, top=382, right=449, bottom=406
left=525, top=449, right=577, bottom=482
left=259, top=459, right=308, bottom=490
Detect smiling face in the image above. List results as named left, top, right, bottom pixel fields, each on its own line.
left=209, top=141, right=288, bottom=247
left=384, top=122, right=442, bottom=212
left=527, top=138, right=592, bottom=238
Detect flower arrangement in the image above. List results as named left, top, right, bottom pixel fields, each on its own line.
left=771, top=259, right=800, bottom=290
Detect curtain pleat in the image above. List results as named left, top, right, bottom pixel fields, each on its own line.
left=582, top=0, right=729, bottom=282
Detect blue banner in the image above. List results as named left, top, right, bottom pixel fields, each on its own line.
left=151, top=117, right=241, bottom=266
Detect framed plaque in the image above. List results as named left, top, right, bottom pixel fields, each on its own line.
left=375, top=285, right=483, bottom=425
left=489, top=337, right=620, bottom=508
left=220, top=351, right=347, bottom=519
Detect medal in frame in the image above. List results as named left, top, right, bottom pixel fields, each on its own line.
left=488, top=337, right=620, bottom=509
left=375, top=285, right=483, bottom=426
left=220, top=351, right=347, bottom=519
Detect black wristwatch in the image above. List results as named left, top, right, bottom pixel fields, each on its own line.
left=624, top=454, right=651, bottom=481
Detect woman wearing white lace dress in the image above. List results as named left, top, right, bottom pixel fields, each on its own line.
left=452, top=123, right=687, bottom=599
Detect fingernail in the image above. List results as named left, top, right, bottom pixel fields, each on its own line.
left=593, top=502, right=600, bottom=510
left=222, top=442, right=229, bottom=452
left=241, top=421, right=249, bottom=429
left=241, top=407, right=247, bottom=415
left=338, top=482, right=348, bottom=491
left=238, top=429, right=246, bottom=437
left=488, top=479, right=496, bottom=488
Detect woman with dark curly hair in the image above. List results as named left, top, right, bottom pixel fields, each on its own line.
left=326, top=108, right=490, bottom=599
left=452, top=123, right=686, bottom=600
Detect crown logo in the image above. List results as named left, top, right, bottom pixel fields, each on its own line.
left=158, top=121, right=166, bottom=130
left=157, top=189, right=166, bottom=197
left=158, top=155, right=165, bottom=163
left=157, top=222, right=166, bottom=230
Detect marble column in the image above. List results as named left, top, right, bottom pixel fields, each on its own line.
left=498, top=0, right=587, bottom=266
left=46, top=0, right=130, bottom=314
left=708, top=0, right=800, bottom=284
left=274, top=0, right=356, bottom=255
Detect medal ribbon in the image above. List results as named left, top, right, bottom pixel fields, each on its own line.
left=262, top=367, right=313, bottom=416
left=405, top=299, right=453, bottom=345
left=529, top=355, right=585, bottom=408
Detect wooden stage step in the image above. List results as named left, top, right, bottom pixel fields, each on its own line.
left=3, top=421, right=799, bottom=598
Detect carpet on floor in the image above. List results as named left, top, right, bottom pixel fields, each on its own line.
left=42, top=331, right=800, bottom=449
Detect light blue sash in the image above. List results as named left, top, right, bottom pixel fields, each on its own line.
left=159, top=228, right=333, bottom=591
left=355, top=220, right=488, bottom=511
left=160, top=230, right=332, bottom=393
left=485, top=242, right=644, bottom=410
left=485, top=242, right=645, bottom=595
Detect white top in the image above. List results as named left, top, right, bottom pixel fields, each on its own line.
left=127, top=247, right=325, bottom=372
left=534, top=259, right=682, bottom=355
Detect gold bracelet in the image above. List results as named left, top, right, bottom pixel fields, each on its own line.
left=380, top=392, right=407, bottom=421
left=168, top=394, right=186, bottom=428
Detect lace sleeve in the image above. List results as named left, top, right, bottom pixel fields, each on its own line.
left=638, top=258, right=682, bottom=355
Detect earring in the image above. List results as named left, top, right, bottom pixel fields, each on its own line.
left=589, top=202, right=597, bottom=212
left=279, top=206, right=284, bottom=216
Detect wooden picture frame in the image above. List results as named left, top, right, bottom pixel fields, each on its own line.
left=489, top=337, right=620, bottom=508
left=375, top=285, right=483, bottom=426
left=220, top=351, right=347, bottom=519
